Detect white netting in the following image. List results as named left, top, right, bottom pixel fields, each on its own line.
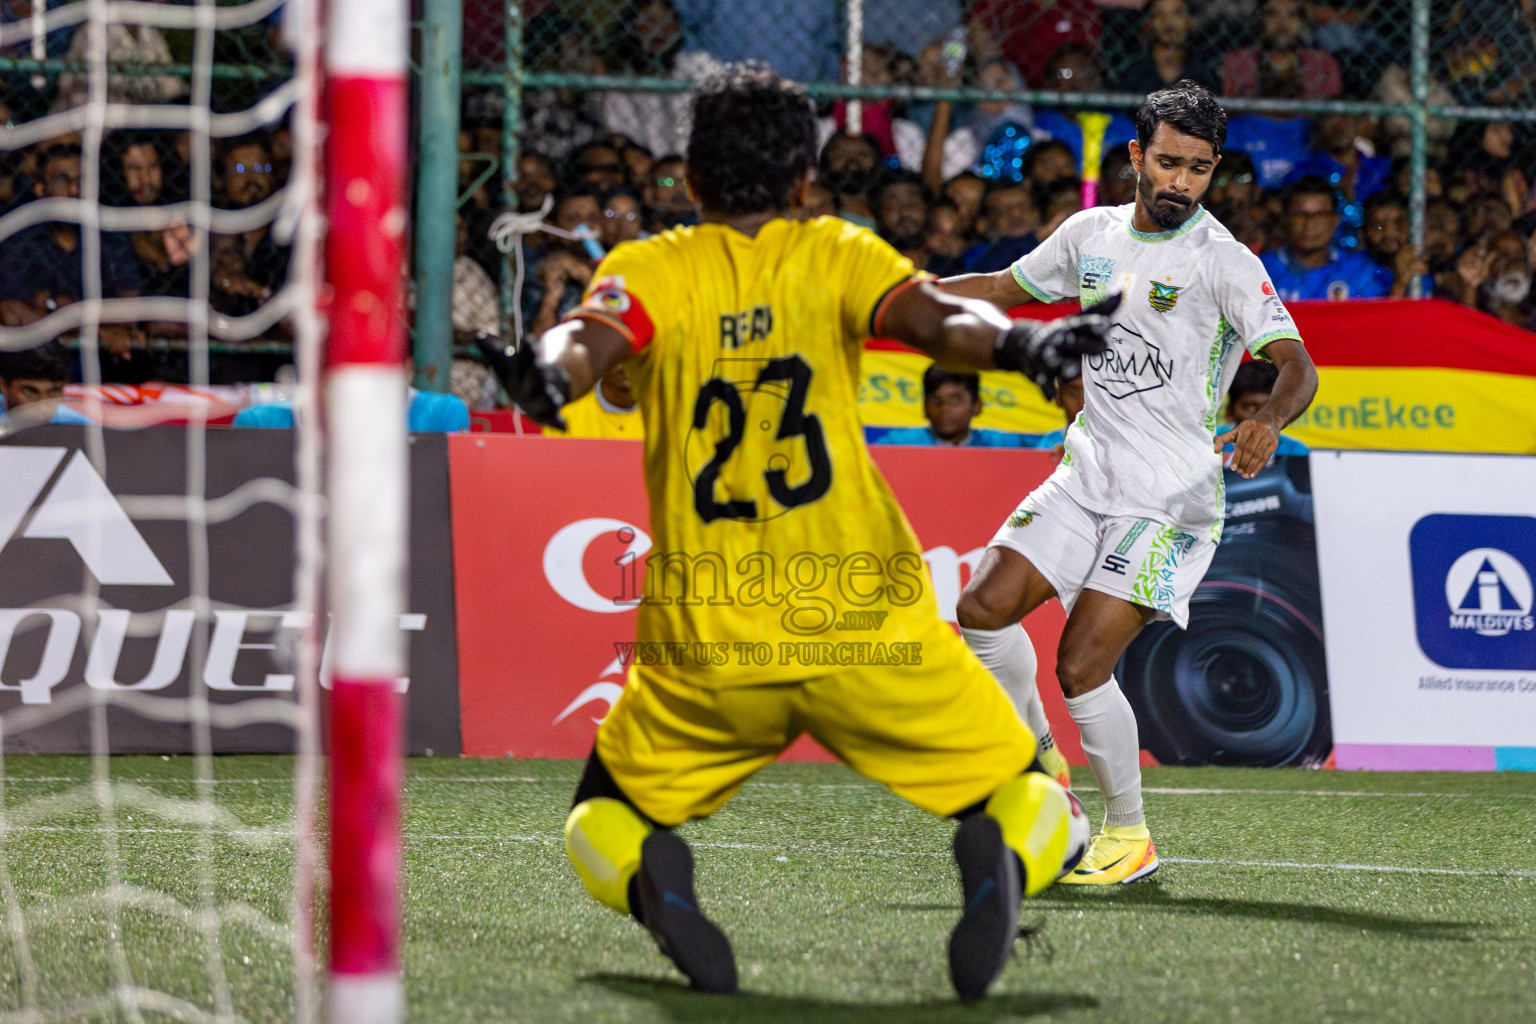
left=0, top=0, right=322, bottom=1020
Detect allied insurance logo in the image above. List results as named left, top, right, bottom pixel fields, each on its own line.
left=1410, top=514, right=1536, bottom=670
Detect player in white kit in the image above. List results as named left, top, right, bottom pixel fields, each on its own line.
left=942, top=82, right=1318, bottom=884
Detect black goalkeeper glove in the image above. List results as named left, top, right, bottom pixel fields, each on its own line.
left=474, top=331, right=572, bottom=430
left=994, top=293, right=1122, bottom=399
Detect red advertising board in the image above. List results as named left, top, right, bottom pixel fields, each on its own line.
left=449, top=436, right=1101, bottom=764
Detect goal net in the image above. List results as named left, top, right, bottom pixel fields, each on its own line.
left=0, top=1, right=406, bottom=1022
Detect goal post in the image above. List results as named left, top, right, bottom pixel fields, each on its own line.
left=323, top=1, right=410, bottom=1022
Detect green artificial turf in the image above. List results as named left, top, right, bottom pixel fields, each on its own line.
left=0, top=755, right=1532, bottom=1022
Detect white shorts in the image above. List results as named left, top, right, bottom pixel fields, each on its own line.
left=988, top=475, right=1217, bottom=629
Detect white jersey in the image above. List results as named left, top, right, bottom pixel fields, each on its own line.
left=1010, top=204, right=1302, bottom=540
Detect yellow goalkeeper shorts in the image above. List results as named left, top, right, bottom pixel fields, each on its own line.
left=594, top=620, right=1037, bottom=826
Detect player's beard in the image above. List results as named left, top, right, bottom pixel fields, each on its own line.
left=1138, top=172, right=1197, bottom=231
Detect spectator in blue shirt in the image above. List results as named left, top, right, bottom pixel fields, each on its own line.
left=671, top=0, right=839, bottom=84
left=1283, top=114, right=1391, bottom=250
left=1216, top=361, right=1309, bottom=457
left=234, top=387, right=469, bottom=433
left=877, top=366, right=1025, bottom=447
left=0, top=340, right=91, bottom=429
left=1260, top=176, right=1390, bottom=301
left=1224, top=113, right=1313, bottom=190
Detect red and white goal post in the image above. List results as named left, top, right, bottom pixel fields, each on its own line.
left=323, top=0, right=410, bottom=1021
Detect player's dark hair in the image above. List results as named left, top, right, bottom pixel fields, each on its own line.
left=1136, top=80, right=1227, bottom=156
left=1228, top=359, right=1279, bottom=413
left=0, top=339, right=74, bottom=385
left=922, top=366, right=980, bottom=402
left=687, top=63, right=816, bottom=216
left=1281, top=175, right=1339, bottom=213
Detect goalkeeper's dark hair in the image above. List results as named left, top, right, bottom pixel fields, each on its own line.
left=687, top=63, right=816, bottom=216
left=922, top=365, right=980, bottom=402
left=1136, top=80, right=1227, bottom=156
left=0, top=339, right=74, bottom=384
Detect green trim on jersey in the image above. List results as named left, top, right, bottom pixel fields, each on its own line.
left=1204, top=314, right=1239, bottom=541
left=1011, top=263, right=1055, bottom=303
left=1125, top=205, right=1207, bottom=243
left=1203, top=315, right=1238, bottom=437
left=1061, top=411, right=1085, bottom=467
left=1131, top=525, right=1199, bottom=612
left=1246, top=328, right=1303, bottom=357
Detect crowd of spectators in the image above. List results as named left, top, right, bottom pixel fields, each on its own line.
left=4, top=0, right=1536, bottom=411
left=481, top=0, right=1536, bottom=359
left=0, top=2, right=292, bottom=385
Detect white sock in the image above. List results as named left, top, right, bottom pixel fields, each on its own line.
left=1063, top=677, right=1144, bottom=829
left=960, top=625, right=1055, bottom=750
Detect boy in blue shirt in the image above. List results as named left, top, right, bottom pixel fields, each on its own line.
left=1260, top=176, right=1390, bottom=301
left=877, top=365, right=1025, bottom=448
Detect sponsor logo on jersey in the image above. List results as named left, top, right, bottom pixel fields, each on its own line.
left=1148, top=280, right=1183, bottom=313
left=1410, top=514, right=1536, bottom=670
left=1078, top=254, right=1116, bottom=298
left=1261, top=280, right=1276, bottom=297
left=1086, top=322, right=1174, bottom=399
left=1006, top=509, right=1036, bottom=528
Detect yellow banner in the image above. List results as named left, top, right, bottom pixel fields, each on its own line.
left=857, top=348, right=1066, bottom=435
left=858, top=352, right=1536, bottom=454
left=1286, top=366, right=1536, bottom=454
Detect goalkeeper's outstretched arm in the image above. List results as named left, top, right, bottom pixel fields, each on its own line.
left=473, top=319, right=630, bottom=429
left=935, top=268, right=1034, bottom=309
left=881, top=282, right=1118, bottom=397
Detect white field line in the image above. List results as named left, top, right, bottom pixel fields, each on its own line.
left=396, top=832, right=1536, bottom=880
left=5, top=824, right=1533, bottom=879
left=1160, top=856, right=1536, bottom=878
left=4, top=777, right=1532, bottom=800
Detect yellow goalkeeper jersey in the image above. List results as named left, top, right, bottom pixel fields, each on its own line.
left=566, top=215, right=939, bottom=687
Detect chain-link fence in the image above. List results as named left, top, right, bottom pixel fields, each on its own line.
left=8, top=3, right=1535, bottom=390
left=428, top=0, right=1536, bottom=373
left=0, top=0, right=297, bottom=386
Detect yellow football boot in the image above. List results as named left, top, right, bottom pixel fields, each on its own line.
left=1056, top=823, right=1159, bottom=885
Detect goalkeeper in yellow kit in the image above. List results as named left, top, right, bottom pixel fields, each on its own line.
left=479, top=65, right=1119, bottom=1001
